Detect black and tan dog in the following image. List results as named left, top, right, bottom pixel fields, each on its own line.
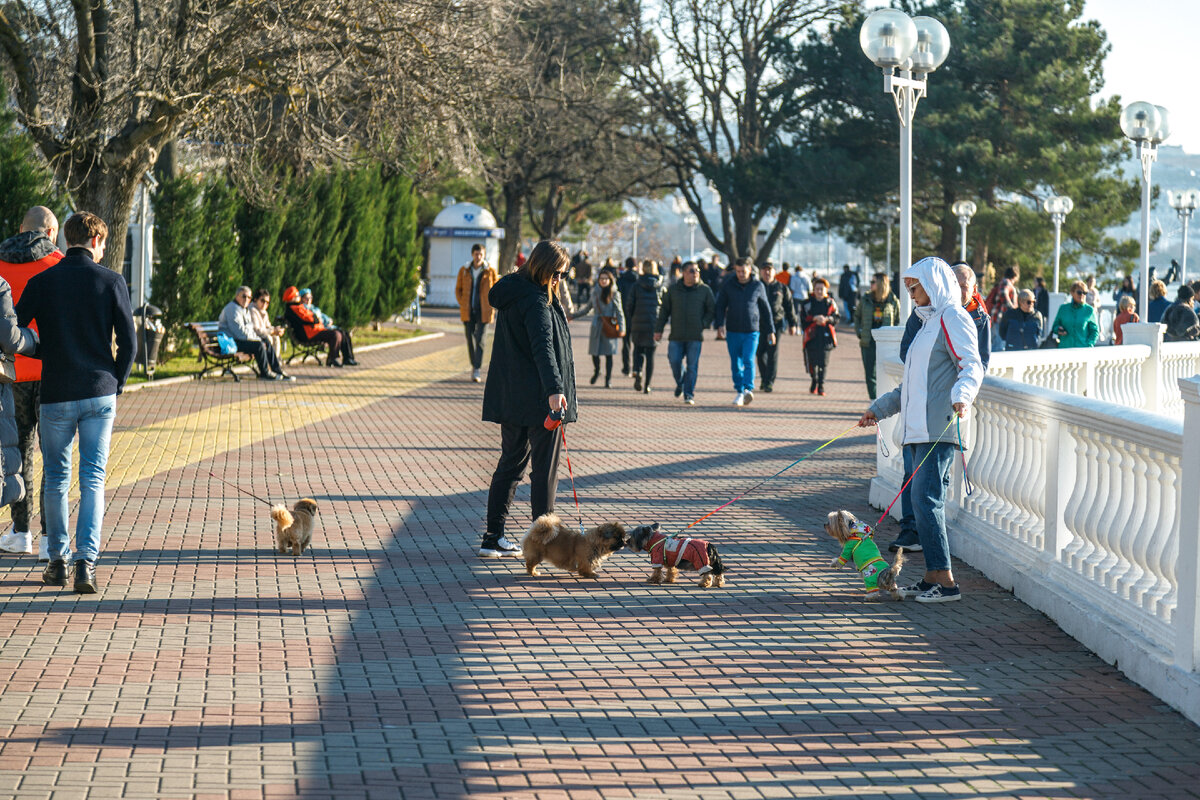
left=627, top=523, right=726, bottom=588
left=521, top=513, right=627, bottom=578
left=270, top=498, right=318, bottom=556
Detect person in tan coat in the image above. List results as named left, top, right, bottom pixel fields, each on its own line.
left=456, top=243, right=499, bottom=382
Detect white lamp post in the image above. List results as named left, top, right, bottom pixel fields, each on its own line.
left=682, top=213, right=698, bottom=260
left=1042, top=195, right=1074, bottom=294
left=628, top=212, right=641, bottom=261
left=1121, top=101, right=1171, bottom=320
left=951, top=200, right=976, bottom=264
left=877, top=206, right=900, bottom=275
left=1168, top=189, right=1200, bottom=285
left=861, top=9, right=950, bottom=318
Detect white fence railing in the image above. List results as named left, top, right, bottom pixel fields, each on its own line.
left=869, top=324, right=1200, bottom=725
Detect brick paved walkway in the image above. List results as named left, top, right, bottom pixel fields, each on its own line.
left=2, top=309, right=1199, bottom=800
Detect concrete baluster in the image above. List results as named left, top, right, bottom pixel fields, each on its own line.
left=1174, top=377, right=1200, bottom=670
left=1124, top=322, right=1164, bottom=413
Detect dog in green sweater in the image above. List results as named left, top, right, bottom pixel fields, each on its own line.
left=825, top=510, right=906, bottom=601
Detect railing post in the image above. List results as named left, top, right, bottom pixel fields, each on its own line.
left=1176, top=377, right=1200, bottom=670
left=1043, top=416, right=1066, bottom=560
left=1123, top=322, right=1164, bottom=413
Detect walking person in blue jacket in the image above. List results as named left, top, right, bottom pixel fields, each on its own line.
left=714, top=258, right=774, bottom=406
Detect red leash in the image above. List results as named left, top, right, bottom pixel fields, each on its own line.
left=873, top=417, right=957, bottom=529
left=558, top=424, right=585, bottom=534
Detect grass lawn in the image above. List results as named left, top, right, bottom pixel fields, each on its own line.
left=126, top=327, right=427, bottom=385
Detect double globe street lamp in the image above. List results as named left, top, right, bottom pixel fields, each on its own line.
left=860, top=9, right=951, bottom=318
left=1168, top=189, right=1200, bottom=285
left=952, top=200, right=976, bottom=264
left=1121, top=101, right=1171, bottom=320
left=1042, top=195, right=1073, bottom=294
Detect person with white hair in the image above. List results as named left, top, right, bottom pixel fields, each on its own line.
left=858, top=257, right=984, bottom=604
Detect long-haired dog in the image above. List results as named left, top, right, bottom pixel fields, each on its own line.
left=825, top=510, right=904, bottom=601
left=270, top=498, right=318, bottom=556
left=627, top=523, right=726, bottom=588
left=521, top=513, right=627, bottom=578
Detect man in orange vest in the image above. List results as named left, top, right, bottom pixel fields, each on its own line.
left=0, top=206, right=62, bottom=559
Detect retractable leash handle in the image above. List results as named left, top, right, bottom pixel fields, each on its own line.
left=544, top=407, right=564, bottom=431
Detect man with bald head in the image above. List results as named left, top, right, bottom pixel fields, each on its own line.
left=0, top=206, right=62, bottom=558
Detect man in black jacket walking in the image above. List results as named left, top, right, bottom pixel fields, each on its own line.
left=16, top=212, right=135, bottom=594
left=756, top=263, right=798, bottom=392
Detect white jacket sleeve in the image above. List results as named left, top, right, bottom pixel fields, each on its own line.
left=942, top=308, right=984, bottom=406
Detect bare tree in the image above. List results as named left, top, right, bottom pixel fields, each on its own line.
left=626, top=0, right=839, bottom=262
left=0, top=0, right=498, bottom=270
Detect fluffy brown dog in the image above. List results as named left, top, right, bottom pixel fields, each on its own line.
left=270, top=498, right=318, bottom=556
left=626, top=523, right=726, bottom=588
left=521, top=513, right=627, bottom=578
left=825, top=510, right=904, bottom=601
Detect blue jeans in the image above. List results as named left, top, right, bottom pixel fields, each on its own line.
left=724, top=331, right=759, bottom=393
left=668, top=340, right=702, bottom=398
left=40, top=395, right=116, bottom=563
left=904, top=441, right=955, bottom=572
left=894, top=446, right=919, bottom=547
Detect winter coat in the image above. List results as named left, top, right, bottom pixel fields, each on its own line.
left=901, top=302, right=991, bottom=369
left=0, top=231, right=62, bottom=382
left=715, top=277, right=775, bottom=336
left=627, top=273, right=666, bottom=348
left=1162, top=302, right=1200, bottom=342
left=762, top=280, right=798, bottom=331
left=999, top=307, right=1044, bottom=351
left=455, top=263, right=498, bottom=323
left=617, top=270, right=639, bottom=321
left=1148, top=296, right=1171, bottom=324
left=838, top=270, right=859, bottom=301
left=853, top=292, right=900, bottom=348
left=574, top=286, right=625, bottom=357
left=870, top=257, right=984, bottom=447
left=1051, top=301, right=1099, bottom=348
left=0, top=276, right=37, bottom=506
left=655, top=281, right=715, bottom=342
left=282, top=286, right=325, bottom=341
left=482, top=272, right=577, bottom=427
left=1112, top=310, right=1139, bottom=346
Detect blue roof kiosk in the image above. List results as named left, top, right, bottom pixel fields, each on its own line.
left=424, top=202, right=504, bottom=307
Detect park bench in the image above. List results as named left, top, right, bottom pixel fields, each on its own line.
left=187, top=322, right=253, bottom=382
left=279, top=313, right=327, bottom=366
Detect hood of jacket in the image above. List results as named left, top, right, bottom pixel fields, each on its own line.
left=0, top=231, right=57, bottom=265
left=636, top=273, right=663, bottom=290
left=489, top=271, right=547, bottom=312
left=903, top=257, right=957, bottom=321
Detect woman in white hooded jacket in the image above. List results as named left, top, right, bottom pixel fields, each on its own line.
left=858, top=257, right=984, bottom=604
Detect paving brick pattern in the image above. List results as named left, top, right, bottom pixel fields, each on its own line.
left=1, top=309, right=1199, bottom=799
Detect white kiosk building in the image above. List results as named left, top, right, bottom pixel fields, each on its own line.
left=424, top=201, right=504, bottom=307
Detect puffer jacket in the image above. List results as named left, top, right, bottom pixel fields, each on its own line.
left=627, top=273, right=666, bottom=347
left=0, top=231, right=60, bottom=382
left=482, top=272, right=577, bottom=427
left=870, top=257, right=983, bottom=447
left=0, top=277, right=38, bottom=505
left=656, top=281, right=715, bottom=342
left=282, top=285, right=324, bottom=341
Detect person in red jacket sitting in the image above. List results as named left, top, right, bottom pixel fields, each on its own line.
left=0, top=206, right=63, bottom=559
left=281, top=286, right=355, bottom=367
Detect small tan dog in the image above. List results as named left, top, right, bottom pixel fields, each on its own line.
left=270, top=498, right=318, bottom=556
left=825, top=510, right=904, bottom=601
left=521, top=513, right=627, bottom=578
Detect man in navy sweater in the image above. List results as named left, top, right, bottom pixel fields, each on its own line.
left=16, top=212, right=135, bottom=593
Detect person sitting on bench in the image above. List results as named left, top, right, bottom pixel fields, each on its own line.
left=219, top=285, right=293, bottom=381
left=282, top=286, right=357, bottom=367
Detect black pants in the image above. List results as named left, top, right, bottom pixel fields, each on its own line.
left=11, top=381, right=43, bottom=534
left=464, top=319, right=487, bottom=369
left=591, top=355, right=613, bottom=381
left=756, top=336, right=778, bottom=388
left=237, top=339, right=284, bottom=376
left=633, top=345, right=656, bottom=385
left=621, top=326, right=633, bottom=373
left=486, top=423, right=563, bottom=536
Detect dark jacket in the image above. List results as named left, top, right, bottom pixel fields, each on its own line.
left=715, top=277, right=775, bottom=336
left=0, top=276, right=38, bottom=506
left=656, top=281, right=716, bottom=342
left=482, top=272, right=577, bottom=427
left=627, top=273, right=666, bottom=348
left=16, top=247, right=134, bottom=404
left=617, top=269, right=639, bottom=321
left=901, top=304, right=992, bottom=369
left=999, top=307, right=1043, bottom=351
left=1148, top=296, right=1171, bottom=324
left=1163, top=302, right=1200, bottom=342
left=762, top=280, right=797, bottom=331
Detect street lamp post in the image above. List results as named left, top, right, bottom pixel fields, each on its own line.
left=951, top=200, right=976, bottom=264
left=683, top=213, right=698, bottom=260
left=1042, top=195, right=1074, bottom=294
left=878, top=206, right=900, bottom=275
left=1168, top=189, right=1200, bottom=285
left=861, top=9, right=951, bottom=319
left=629, top=212, right=641, bottom=261
left=1121, top=101, right=1172, bottom=321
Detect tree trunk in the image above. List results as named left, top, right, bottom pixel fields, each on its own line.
left=69, top=154, right=153, bottom=273
left=496, top=182, right=525, bottom=274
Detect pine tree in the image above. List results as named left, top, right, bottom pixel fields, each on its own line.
left=201, top=178, right=243, bottom=321
left=238, top=177, right=290, bottom=305
left=151, top=177, right=209, bottom=343
left=377, top=172, right=421, bottom=320
left=335, top=166, right=385, bottom=328
left=298, top=170, right=348, bottom=318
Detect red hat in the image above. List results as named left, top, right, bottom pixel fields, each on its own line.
left=515, top=252, right=526, bottom=267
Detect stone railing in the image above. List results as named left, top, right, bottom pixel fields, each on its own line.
left=869, top=323, right=1200, bottom=724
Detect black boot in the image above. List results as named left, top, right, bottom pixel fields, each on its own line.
left=42, top=558, right=67, bottom=587
left=590, top=357, right=600, bottom=385
left=74, top=560, right=97, bottom=594
left=810, top=376, right=817, bottom=394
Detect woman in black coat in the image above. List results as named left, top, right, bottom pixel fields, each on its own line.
left=479, top=240, right=577, bottom=558
left=626, top=260, right=666, bottom=393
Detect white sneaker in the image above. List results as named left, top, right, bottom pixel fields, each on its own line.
left=38, top=536, right=49, bottom=562
left=0, top=530, right=31, bottom=554
left=743, top=389, right=754, bottom=406
left=733, top=392, right=745, bottom=406
left=472, top=369, right=481, bottom=383
left=479, top=534, right=523, bottom=558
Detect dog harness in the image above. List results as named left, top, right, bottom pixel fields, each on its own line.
left=834, top=521, right=888, bottom=592
left=647, top=530, right=712, bottom=574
